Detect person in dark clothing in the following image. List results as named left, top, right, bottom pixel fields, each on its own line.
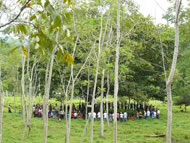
left=130, top=103, right=133, bottom=110
left=79, top=104, right=81, bottom=110
left=108, top=102, right=111, bottom=110
left=121, top=102, right=123, bottom=109
left=125, top=101, right=127, bottom=111
left=8, top=105, right=12, bottom=113
left=49, top=104, right=52, bottom=112
left=118, top=102, right=120, bottom=110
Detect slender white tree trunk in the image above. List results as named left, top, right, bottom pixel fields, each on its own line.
left=114, top=1, right=120, bottom=143
left=66, top=64, right=74, bottom=143
left=14, top=92, right=16, bottom=113
left=38, top=78, right=41, bottom=104
left=21, top=56, right=26, bottom=125
left=43, top=30, right=58, bottom=142
left=21, top=55, right=28, bottom=143
left=43, top=47, right=57, bottom=143
left=0, top=66, right=3, bottom=143
left=86, top=63, right=90, bottom=120
left=166, top=1, right=182, bottom=143
left=90, top=12, right=103, bottom=143
left=100, top=68, right=105, bottom=137
left=106, top=73, right=110, bottom=126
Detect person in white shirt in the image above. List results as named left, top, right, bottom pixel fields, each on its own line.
left=157, top=109, right=160, bottom=119
left=97, top=112, right=100, bottom=120
left=124, top=112, right=127, bottom=121
left=74, top=112, right=77, bottom=119
left=109, top=113, right=112, bottom=122
left=120, top=112, right=124, bottom=122
left=93, top=112, right=96, bottom=121
left=154, top=111, right=156, bottom=118
left=104, top=112, right=107, bottom=121
left=144, top=110, right=147, bottom=119
left=147, top=110, right=150, bottom=119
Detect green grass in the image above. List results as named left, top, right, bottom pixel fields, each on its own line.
left=2, top=96, right=190, bottom=143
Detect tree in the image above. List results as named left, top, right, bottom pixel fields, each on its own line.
left=164, top=1, right=182, bottom=143
left=114, top=0, right=120, bottom=142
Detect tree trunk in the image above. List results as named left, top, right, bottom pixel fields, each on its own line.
left=14, top=92, right=16, bottom=113
left=90, top=12, right=103, bottom=143
left=39, top=77, right=41, bottom=104
left=21, top=56, right=26, bottom=125
left=43, top=45, right=57, bottom=143
left=100, top=68, right=105, bottom=137
left=86, top=63, right=90, bottom=120
left=66, top=64, right=74, bottom=143
left=114, top=1, right=120, bottom=143
left=0, top=67, right=3, bottom=143
left=106, top=73, right=110, bottom=126
left=166, top=1, right=181, bottom=143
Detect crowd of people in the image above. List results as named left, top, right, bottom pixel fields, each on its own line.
left=88, top=108, right=160, bottom=122
left=8, top=102, right=161, bottom=121
left=29, top=102, right=161, bottom=121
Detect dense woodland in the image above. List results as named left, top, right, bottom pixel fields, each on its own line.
left=0, top=0, right=190, bottom=143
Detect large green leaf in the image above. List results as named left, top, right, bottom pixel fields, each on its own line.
left=53, top=15, right=62, bottom=28
left=19, top=24, right=27, bottom=35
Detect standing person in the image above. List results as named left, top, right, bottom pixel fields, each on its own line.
left=151, top=110, right=154, bottom=119
left=136, top=111, right=139, bottom=120
left=55, top=103, right=58, bottom=115
left=144, top=110, right=147, bottom=119
left=71, top=112, right=74, bottom=119
left=74, top=112, right=77, bottom=119
left=34, top=107, right=39, bottom=117
left=120, top=112, right=124, bottom=122
left=157, top=109, right=160, bottom=119
left=104, top=112, right=107, bottom=121
left=8, top=105, right=12, bottom=113
left=59, top=110, right=64, bottom=120
left=49, top=104, right=52, bottom=112
left=97, top=112, right=100, bottom=120
left=154, top=110, right=156, bottom=119
left=147, top=109, right=150, bottom=119
left=139, top=111, right=142, bottom=119
left=93, top=112, right=96, bottom=121
left=109, top=113, right=112, bottom=122
left=117, top=113, right=119, bottom=121
left=124, top=111, right=127, bottom=122
left=78, top=111, right=81, bottom=118
left=39, top=108, right=43, bottom=117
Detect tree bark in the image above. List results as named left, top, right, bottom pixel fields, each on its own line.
left=0, top=66, right=3, bottom=143
left=100, top=68, right=105, bottom=137
left=43, top=38, right=58, bottom=143
left=166, top=1, right=182, bottom=143
left=86, top=63, right=90, bottom=120
left=106, top=73, right=110, bottom=126
left=90, top=12, right=103, bottom=143
left=114, top=1, right=120, bottom=143
left=21, top=56, right=26, bottom=125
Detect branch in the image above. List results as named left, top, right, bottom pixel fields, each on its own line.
left=15, top=21, right=39, bottom=29
left=0, top=0, right=31, bottom=29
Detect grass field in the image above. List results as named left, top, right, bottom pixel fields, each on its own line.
left=2, top=96, right=190, bottom=143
